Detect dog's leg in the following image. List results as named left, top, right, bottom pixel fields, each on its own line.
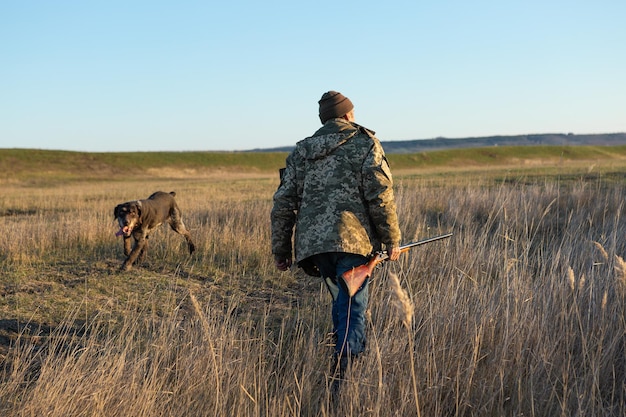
left=137, top=237, right=149, bottom=263
left=123, top=236, right=132, bottom=256
left=169, top=209, right=196, bottom=254
left=121, top=237, right=147, bottom=271
left=185, top=234, right=196, bottom=254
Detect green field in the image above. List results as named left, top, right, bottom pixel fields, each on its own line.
left=1, top=147, right=626, bottom=415
left=3, top=145, right=626, bottom=182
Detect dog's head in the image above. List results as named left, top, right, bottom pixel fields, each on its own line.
left=114, top=201, right=142, bottom=237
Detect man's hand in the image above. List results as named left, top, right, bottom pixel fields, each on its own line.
left=274, top=256, right=292, bottom=271
left=388, top=246, right=401, bottom=261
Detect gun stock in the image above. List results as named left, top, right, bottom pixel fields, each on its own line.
left=340, top=232, right=453, bottom=297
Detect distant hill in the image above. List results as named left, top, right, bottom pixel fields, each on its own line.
left=252, top=133, right=626, bottom=154
left=4, top=144, right=626, bottom=185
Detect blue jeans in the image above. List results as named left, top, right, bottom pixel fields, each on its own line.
left=309, top=252, right=369, bottom=357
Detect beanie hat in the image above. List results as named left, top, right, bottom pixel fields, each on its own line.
left=318, top=91, right=354, bottom=124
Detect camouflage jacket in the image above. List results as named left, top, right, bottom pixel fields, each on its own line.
left=271, top=118, right=401, bottom=270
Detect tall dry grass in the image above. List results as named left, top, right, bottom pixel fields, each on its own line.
left=1, top=171, right=626, bottom=416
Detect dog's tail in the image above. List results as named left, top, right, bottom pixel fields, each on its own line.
left=169, top=191, right=176, bottom=197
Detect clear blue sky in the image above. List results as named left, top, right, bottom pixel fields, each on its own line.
left=2, top=1, right=624, bottom=152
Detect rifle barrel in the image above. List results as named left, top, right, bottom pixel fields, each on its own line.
left=399, top=232, right=453, bottom=252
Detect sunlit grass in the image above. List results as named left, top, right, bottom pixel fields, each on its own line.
left=1, top=156, right=626, bottom=415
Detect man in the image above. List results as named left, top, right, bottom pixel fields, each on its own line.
left=271, top=90, right=402, bottom=379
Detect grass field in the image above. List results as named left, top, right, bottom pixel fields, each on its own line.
left=1, top=147, right=626, bottom=416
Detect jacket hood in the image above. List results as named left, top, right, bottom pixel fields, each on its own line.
left=296, top=118, right=359, bottom=160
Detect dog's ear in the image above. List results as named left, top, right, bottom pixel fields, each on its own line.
left=133, top=201, right=142, bottom=217
left=114, top=204, right=121, bottom=219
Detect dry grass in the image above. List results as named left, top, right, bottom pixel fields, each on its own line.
left=1, top=167, right=626, bottom=416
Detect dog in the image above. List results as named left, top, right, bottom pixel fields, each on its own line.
left=113, top=191, right=196, bottom=271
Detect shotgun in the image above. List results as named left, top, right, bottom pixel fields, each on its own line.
left=340, top=232, right=453, bottom=297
